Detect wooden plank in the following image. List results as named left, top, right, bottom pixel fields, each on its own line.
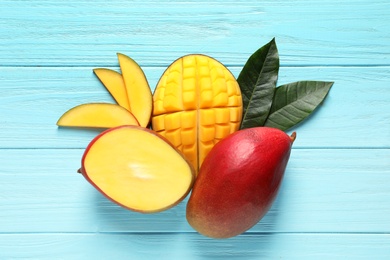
left=1, top=66, right=389, bottom=148
left=0, top=233, right=389, bottom=259
left=1, top=149, right=389, bottom=233
left=0, top=0, right=389, bottom=66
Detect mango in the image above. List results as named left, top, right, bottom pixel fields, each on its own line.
left=57, top=103, right=139, bottom=128
left=117, top=53, right=153, bottom=127
left=186, top=127, right=296, bottom=238
left=93, top=68, right=131, bottom=111
left=152, top=54, right=243, bottom=173
left=79, top=125, right=195, bottom=213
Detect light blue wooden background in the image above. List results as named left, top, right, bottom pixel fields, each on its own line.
left=1, top=0, right=389, bottom=259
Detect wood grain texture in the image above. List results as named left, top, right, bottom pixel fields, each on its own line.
left=1, top=149, right=389, bottom=233
left=1, top=233, right=390, bottom=259
left=1, top=66, right=389, bottom=149
left=1, top=0, right=389, bottom=258
left=0, top=0, right=389, bottom=66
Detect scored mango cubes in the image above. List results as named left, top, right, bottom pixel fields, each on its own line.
left=152, top=55, right=243, bottom=173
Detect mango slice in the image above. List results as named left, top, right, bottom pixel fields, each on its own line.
left=117, top=53, right=153, bottom=127
left=93, top=68, right=131, bottom=111
left=152, top=54, right=243, bottom=173
left=57, top=103, right=139, bottom=128
left=79, top=125, right=195, bottom=213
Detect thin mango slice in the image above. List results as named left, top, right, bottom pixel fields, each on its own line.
left=93, top=68, right=131, bottom=111
left=117, top=53, right=153, bottom=127
left=57, top=103, right=139, bottom=128
left=152, top=54, right=243, bottom=173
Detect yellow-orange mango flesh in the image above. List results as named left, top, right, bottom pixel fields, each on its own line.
left=57, top=103, right=139, bottom=128
left=118, top=53, right=153, bottom=127
left=152, top=55, right=243, bottom=173
left=80, top=125, right=195, bottom=213
left=93, top=68, right=131, bottom=111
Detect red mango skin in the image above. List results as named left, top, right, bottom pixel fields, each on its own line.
left=186, top=127, right=295, bottom=239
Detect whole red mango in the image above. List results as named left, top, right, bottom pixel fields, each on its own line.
left=186, top=127, right=296, bottom=239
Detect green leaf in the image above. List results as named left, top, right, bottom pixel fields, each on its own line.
left=237, top=38, right=279, bottom=129
left=264, top=81, right=334, bottom=131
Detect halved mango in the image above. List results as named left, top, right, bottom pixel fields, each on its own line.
left=93, top=68, right=131, bottom=111
left=117, top=53, right=153, bottom=127
left=152, top=54, right=243, bottom=173
left=79, top=125, right=195, bottom=213
left=57, top=103, right=139, bottom=128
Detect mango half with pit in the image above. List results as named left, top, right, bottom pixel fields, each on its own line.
left=152, top=54, right=243, bottom=173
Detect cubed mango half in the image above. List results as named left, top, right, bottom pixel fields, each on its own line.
left=152, top=55, right=243, bottom=173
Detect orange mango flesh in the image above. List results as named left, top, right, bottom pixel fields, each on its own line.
left=93, top=68, right=131, bottom=111
left=152, top=55, right=243, bottom=173
left=118, top=53, right=153, bottom=127
left=80, top=126, right=195, bottom=213
left=57, top=103, right=139, bottom=128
